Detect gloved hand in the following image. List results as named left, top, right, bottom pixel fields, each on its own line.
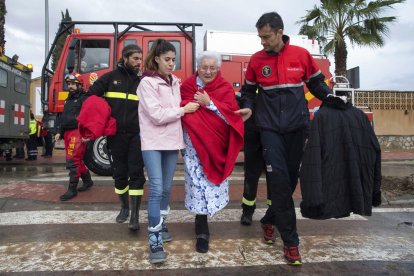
left=372, top=191, right=382, bottom=207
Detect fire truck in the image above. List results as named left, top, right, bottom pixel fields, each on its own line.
left=0, top=49, right=32, bottom=157
left=41, top=22, right=334, bottom=176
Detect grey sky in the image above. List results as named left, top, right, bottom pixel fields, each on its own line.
left=4, top=0, right=413, bottom=90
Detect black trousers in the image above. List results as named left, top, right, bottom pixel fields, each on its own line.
left=259, top=128, right=308, bottom=246
left=107, top=132, right=146, bottom=195
left=242, top=126, right=271, bottom=208
left=43, top=131, right=54, bottom=156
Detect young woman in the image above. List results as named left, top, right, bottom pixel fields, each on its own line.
left=136, top=39, right=199, bottom=264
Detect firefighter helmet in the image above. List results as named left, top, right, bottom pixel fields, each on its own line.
left=64, top=72, right=83, bottom=85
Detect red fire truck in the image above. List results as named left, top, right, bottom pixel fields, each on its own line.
left=41, top=22, right=335, bottom=176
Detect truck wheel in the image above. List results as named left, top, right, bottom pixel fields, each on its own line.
left=83, top=137, right=112, bottom=176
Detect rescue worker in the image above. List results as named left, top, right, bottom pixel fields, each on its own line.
left=55, top=72, right=94, bottom=201
left=88, top=44, right=146, bottom=231
left=236, top=12, right=332, bottom=265
left=26, top=112, right=38, bottom=161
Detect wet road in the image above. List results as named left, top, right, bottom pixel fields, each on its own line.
left=0, top=162, right=413, bottom=275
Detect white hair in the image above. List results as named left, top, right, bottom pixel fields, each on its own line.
left=196, top=51, right=222, bottom=69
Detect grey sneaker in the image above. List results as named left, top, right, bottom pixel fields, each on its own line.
left=148, top=231, right=166, bottom=264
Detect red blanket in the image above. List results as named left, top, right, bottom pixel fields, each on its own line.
left=181, top=72, right=244, bottom=184
left=77, top=95, right=117, bottom=140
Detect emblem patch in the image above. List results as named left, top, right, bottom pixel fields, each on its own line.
left=262, top=65, right=271, bottom=77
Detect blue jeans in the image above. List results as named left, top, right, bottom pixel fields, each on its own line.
left=142, top=150, right=179, bottom=227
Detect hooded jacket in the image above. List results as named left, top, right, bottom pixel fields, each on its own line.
left=137, top=71, right=185, bottom=151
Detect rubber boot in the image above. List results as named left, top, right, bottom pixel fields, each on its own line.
left=116, top=193, right=129, bottom=223
left=240, top=203, right=255, bottom=226
left=148, top=218, right=166, bottom=264
left=78, top=170, right=94, bottom=192
left=60, top=177, right=79, bottom=201
left=195, top=214, right=209, bottom=253
left=128, top=195, right=141, bottom=231
left=160, top=207, right=172, bottom=242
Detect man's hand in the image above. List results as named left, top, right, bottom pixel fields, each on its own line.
left=234, top=108, right=252, bottom=122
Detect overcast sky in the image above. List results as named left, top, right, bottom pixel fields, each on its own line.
left=4, top=0, right=413, bottom=90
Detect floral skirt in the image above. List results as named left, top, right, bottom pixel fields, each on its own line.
left=182, top=131, right=229, bottom=217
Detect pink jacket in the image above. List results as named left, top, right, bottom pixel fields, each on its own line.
left=137, top=74, right=185, bottom=151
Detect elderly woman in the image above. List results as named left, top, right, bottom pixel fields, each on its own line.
left=180, top=51, right=244, bottom=253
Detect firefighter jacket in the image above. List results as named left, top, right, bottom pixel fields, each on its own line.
left=242, top=35, right=331, bottom=133
left=58, top=89, right=89, bottom=137
left=88, top=63, right=141, bottom=134
left=299, top=96, right=382, bottom=219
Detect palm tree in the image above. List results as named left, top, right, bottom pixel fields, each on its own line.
left=297, top=0, right=405, bottom=77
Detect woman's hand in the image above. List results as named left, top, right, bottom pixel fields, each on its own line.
left=183, top=102, right=200, bottom=113
left=194, top=90, right=211, bottom=106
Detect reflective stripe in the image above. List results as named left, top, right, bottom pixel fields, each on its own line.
left=260, top=82, right=304, bottom=90
left=29, top=120, right=37, bottom=135
left=305, top=69, right=322, bottom=82
left=246, top=80, right=256, bottom=85
left=104, top=92, right=138, bottom=101
left=115, top=186, right=129, bottom=195
left=266, top=199, right=272, bottom=206
left=242, top=197, right=256, bottom=206
left=129, top=189, right=144, bottom=196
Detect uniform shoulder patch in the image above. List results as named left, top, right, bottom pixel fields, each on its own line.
left=262, top=65, right=272, bottom=77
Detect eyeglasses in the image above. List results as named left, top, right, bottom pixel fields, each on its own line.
left=199, top=66, right=218, bottom=73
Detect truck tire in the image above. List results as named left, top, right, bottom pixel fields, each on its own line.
left=83, top=137, right=112, bottom=176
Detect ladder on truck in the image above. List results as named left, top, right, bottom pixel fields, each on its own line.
left=330, top=76, right=374, bottom=127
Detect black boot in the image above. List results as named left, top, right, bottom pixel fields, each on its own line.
left=195, top=214, right=209, bottom=253
left=240, top=204, right=255, bottom=226
left=116, top=193, right=129, bottom=223
left=78, top=171, right=94, bottom=192
left=128, top=195, right=141, bottom=231
left=60, top=179, right=78, bottom=201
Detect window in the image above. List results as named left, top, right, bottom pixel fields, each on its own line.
left=148, top=40, right=181, bottom=70
left=124, top=39, right=137, bottom=47
left=15, top=76, right=27, bottom=94
left=0, top=68, right=7, bottom=87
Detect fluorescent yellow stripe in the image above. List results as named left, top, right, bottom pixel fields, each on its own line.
left=104, top=92, right=138, bottom=101
left=242, top=197, right=256, bottom=206
left=115, top=186, right=129, bottom=195
left=305, top=91, right=314, bottom=101
left=58, top=91, right=69, bottom=101
left=266, top=199, right=272, bottom=206
left=129, top=189, right=144, bottom=196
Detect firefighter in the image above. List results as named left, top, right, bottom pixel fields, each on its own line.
left=55, top=72, right=94, bottom=201
left=88, top=44, right=146, bottom=231
left=26, top=112, right=38, bottom=161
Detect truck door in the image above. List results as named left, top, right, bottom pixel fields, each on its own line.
left=143, top=37, right=187, bottom=81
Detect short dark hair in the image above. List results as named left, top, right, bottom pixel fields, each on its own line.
left=122, top=44, right=142, bottom=59
left=256, top=12, right=284, bottom=31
